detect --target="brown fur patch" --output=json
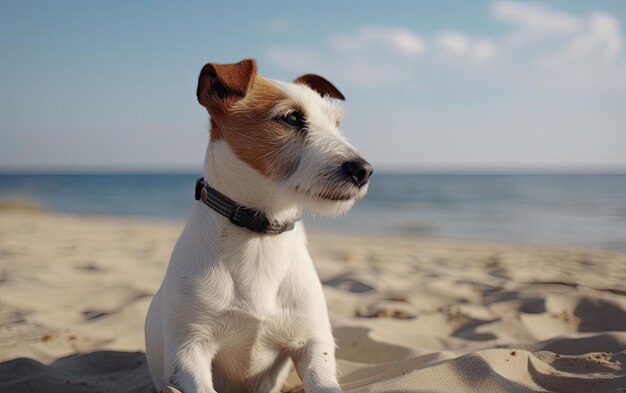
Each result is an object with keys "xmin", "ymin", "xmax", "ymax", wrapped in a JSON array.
[
  {"xmin": 210, "ymin": 77, "xmax": 300, "ymax": 180},
  {"xmin": 197, "ymin": 59, "xmax": 257, "ymax": 115}
]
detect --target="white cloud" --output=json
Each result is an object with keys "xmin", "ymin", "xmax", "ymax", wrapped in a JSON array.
[
  {"xmin": 491, "ymin": 0, "xmax": 624, "ymax": 78},
  {"xmin": 538, "ymin": 11, "xmax": 623, "ymax": 68},
  {"xmin": 266, "ymin": 45, "xmax": 415, "ymax": 87},
  {"xmin": 436, "ymin": 31, "xmax": 469, "ymax": 55},
  {"xmin": 267, "ymin": 26, "xmax": 428, "ymax": 87},
  {"xmin": 492, "ymin": 0, "xmax": 582, "ymax": 36},
  {"xmin": 266, "ymin": 4, "xmax": 625, "ymax": 89},
  {"xmin": 331, "ymin": 27, "xmax": 425, "ymax": 57},
  {"xmin": 266, "ymin": 26, "xmax": 497, "ymax": 88},
  {"xmin": 567, "ymin": 12, "xmax": 622, "ymax": 61},
  {"xmin": 436, "ymin": 31, "xmax": 496, "ymax": 64}
]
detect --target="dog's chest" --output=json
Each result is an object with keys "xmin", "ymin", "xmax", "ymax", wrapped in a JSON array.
[
  {"xmin": 216, "ymin": 306, "xmax": 304, "ymax": 350},
  {"xmin": 180, "ymin": 226, "xmax": 312, "ymax": 383},
  {"xmin": 196, "ymin": 228, "xmax": 304, "ymax": 311},
  {"xmin": 199, "ymin": 272, "xmax": 309, "ymax": 352},
  {"xmin": 194, "ymin": 232, "xmax": 309, "ymax": 355},
  {"xmin": 209, "ymin": 307, "xmax": 304, "ymax": 383}
]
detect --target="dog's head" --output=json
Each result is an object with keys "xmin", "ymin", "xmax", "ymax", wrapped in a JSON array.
[{"xmin": 197, "ymin": 59, "xmax": 372, "ymax": 216}]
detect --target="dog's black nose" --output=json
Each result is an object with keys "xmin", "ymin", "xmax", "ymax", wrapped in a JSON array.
[{"xmin": 342, "ymin": 159, "xmax": 373, "ymax": 187}]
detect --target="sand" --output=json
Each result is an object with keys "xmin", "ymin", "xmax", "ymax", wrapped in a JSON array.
[{"xmin": 1, "ymin": 210, "xmax": 625, "ymax": 392}]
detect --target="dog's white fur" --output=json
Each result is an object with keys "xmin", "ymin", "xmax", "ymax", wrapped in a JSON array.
[{"xmin": 145, "ymin": 62, "xmax": 369, "ymax": 393}]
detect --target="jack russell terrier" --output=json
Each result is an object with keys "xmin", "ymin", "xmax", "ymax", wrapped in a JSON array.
[{"xmin": 145, "ymin": 59, "xmax": 372, "ymax": 393}]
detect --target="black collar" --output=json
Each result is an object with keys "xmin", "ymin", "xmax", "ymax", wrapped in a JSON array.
[{"xmin": 194, "ymin": 177, "xmax": 296, "ymax": 235}]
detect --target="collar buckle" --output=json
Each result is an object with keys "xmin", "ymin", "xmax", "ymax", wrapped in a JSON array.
[
  {"xmin": 233, "ymin": 207, "xmax": 267, "ymax": 233},
  {"xmin": 194, "ymin": 177, "xmax": 205, "ymax": 201}
]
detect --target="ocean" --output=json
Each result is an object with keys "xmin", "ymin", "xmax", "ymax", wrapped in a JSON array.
[{"xmin": 1, "ymin": 173, "xmax": 625, "ymax": 249}]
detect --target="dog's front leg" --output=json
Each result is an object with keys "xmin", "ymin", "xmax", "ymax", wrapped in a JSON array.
[
  {"xmin": 292, "ymin": 340, "xmax": 343, "ymax": 393},
  {"xmin": 163, "ymin": 339, "xmax": 218, "ymax": 393}
]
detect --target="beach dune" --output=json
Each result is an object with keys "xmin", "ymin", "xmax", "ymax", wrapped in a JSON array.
[{"xmin": 1, "ymin": 210, "xmax": 625, "ymax": 392}]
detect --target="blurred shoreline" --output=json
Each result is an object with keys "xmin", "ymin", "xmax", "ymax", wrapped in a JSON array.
[
  {"xmin": 1, "ymin": 202, "xmax": 623, "ymax": 252},
  {"xmin": 2, "ymin": 171, "xmax": 626, "ymax": 249}
]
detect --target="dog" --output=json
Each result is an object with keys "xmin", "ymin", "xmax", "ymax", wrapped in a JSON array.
[{"xmin": 145, "ymin": 59, "xmax": 372, "ymax": 393}]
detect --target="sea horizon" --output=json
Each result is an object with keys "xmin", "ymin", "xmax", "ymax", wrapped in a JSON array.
[{"xmin": 1, "ymin": 172, "xmax": 625, "ymax": 250}]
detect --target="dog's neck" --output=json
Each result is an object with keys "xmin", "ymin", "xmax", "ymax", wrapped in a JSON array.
[{"xmin": 202, "ymin": 140, "xmax": 301, "ymax": 225}]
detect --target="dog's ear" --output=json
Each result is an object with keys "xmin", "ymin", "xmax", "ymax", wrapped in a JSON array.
[
  {"xmin": 293, "ymin": 74, "xmax": 345, "ymax": 101},
  {"xmin": 197, "ymin": 59, "xmax": 257, "ymax": 112}
]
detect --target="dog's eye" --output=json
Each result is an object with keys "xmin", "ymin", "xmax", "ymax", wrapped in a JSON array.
[{"xmin": 279, "ymin": 112, "xmax": 305, "ymax": 128}]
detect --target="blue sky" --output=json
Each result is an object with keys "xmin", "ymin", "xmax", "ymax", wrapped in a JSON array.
[{"xmin": 1, "ymin": 1, "xmax": 625, "ymax": 172}]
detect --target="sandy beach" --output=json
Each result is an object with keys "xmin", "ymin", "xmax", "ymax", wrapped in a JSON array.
[{"xmin": 1, "ymin": 209, "xmax": 625, "ymax": 392}]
